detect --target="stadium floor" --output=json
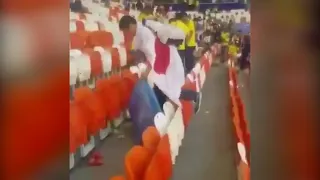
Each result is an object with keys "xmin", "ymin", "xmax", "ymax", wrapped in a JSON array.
[{"xmin": 70, "ymin": 65, "xmax": 249, "ymax": 180}]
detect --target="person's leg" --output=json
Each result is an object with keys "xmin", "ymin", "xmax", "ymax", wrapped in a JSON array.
[
  {"xmin": 178, "ymin": 50, "xmax": 186, "ymax": 72},
  {"xmin": 153, "ymin": 85, "xmax": 167, "ymax": 110},
  {"xmin": 185, "ymin": 46, "xmax": 196, "ymax": 74}
]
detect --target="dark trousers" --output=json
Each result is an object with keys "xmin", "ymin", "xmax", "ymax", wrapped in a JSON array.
[
  {"xmin": 153, "ymin": 85, "xmax": 167, "ymax": 110},
  {"xmin": 221, "ymin": 45, "xmax": 228, "ymax": 63},
  {"xmin": 178, "ymin": 50, "xmax": 186, "ymax": 73},
  {"xmin": 185, "ymin": 46, "xmax": 196, "ymax": 74}
]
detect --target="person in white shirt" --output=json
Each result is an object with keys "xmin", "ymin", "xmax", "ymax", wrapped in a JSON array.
[{"xmin": 119, "ymin": 16, "xmax": 185, "ymax": 109}]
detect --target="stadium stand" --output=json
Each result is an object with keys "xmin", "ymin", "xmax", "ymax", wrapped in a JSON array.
[{"xmin": 70, "ymin": 1, "xmax": 250, "ymax": 179}]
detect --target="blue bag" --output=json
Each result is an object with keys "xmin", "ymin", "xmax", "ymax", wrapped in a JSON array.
[{"xmin": 128, "ymin": 80, "xmax": 162, "ymax": 144}]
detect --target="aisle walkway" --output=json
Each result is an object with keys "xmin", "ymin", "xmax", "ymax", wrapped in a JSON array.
[
  {"xmin": 70, "ymin": 65, "xmax": 239, "ymax": 180},
  {"xmin": 171, "ymin": 65, "xmax": 238, "ymax": 180}
]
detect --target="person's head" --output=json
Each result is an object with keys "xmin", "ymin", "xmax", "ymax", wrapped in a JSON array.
[
  {"xmin": 169, "ymin": 18, "xmax": 176, "ymax": 24},
  {"xmin": 181, "ymin": 12, "xmax": 189, "ymax": 23},
  {"xmin": 119, "ymin": 15, "xmax": 138, "ymax": 36}
]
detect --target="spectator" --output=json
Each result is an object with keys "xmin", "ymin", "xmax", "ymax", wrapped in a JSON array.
[
  {"xmin": 239, "ymin": 35, "xmax": 250, "ymax": 72},
  {"xmin": 182, "ymin": 12, "xmax": 197, "ymax": 74},
  {"xmin": 170, "ymin": 13, "xmax": 191, "ymax": 72}
]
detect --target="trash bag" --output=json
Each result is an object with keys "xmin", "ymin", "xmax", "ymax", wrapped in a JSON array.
[{"xmin": 128, "ymin": 80, "xmax": 162, "ymax": 144}]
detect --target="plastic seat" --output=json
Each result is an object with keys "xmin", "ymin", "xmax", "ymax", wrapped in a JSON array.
[
  {"xmin": 82, "ymin": 49, "xmax": 103, "ymax": 78},
  {"xmin": 144, "ymin": 135, "xmax": 172, "ymax": 180},
  {"xmin": 121, "ymin": 69, "xmax": 139, "ymax": 107},
  {"xmin": 70, "ymin": 32, "xmax": 88, "ymax": 50},
  {"xmin": 180, "ymin": 100, "xmax": 193, "ymax": 128},
  {"xmin": 117, "ymin": 46, "xmax": 127, "ymax": 67},
  {"xmin": 170, "ymin": 106, "xmax": 184, "ymax": 146},
  {"xmin": 111, "ymin": 48, "xmax": 121, "ymax": 70},
  {"xmin": 75, "ymin": 20, "xmax": 85, "ymax": 31},
  {"xmin": 200, "ymin": 56, "xmax": 211, "ymax": 74},
  {"xmin": 69, "ymin": 57, "xmax": 78, "ymax": 86},
  {"xmin": 76, "ymin": 53, "xmax": 91, "ymax": 83},
  {"xmin": 84, "ymin": 21, "xmax": 100, "ymax": 32},
  {"xmin": 109, "ymin": 176, "xmax": 126, "ymax": 180},
  {"xmin": 73, "ymin": 87, "xmax": 106, "ymax": 136},
  {"xmin": 95, "ymin": 77, "xmax": 122, "ymax": 120},
  {"xmin": 124, "ymin": 146, "xmax": 153, "ymax": 180},
  {"xmin": 156, "ymin": 134, "xmax": 172, "ymax": 179},
  {"xmin": 70, "ymin": 102, "xmax": 88, "ymax": 153},
  {"xmin": 142, "ymin": 126, "xmax": 161, "ymax": 153},
  {"xmin": 167, "ymin": 117, "xmax": 179, "ymax": 164},
  {"xmin": 94, "ymin": 47, "xmax": 113, "ymax": 74},
  {"xmin": 199, "ymin": 65, "xmax": 206, "ymax": 89},
  {"xmin": 78, "ymin": 13, "xmax": 87, "ymax": 20},
  {"xmin": 87, "ymin": 30, "xmax": 114, "ymax": 48}
]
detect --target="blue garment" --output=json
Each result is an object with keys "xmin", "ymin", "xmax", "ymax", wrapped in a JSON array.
[
  {"xmin": 233, "ymin": 23, "xmax": 250, "ymax": 35},
  {"xmin": 128, "ymin": 80, "xmax": 162, "ymax": 144}
]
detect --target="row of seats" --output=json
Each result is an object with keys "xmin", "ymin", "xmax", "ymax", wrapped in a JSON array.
[
  {"xmin": 229, "ymin": 67, "xmax": 250, "ymax": 180},
  {"xmin": 109, "ymin": 44, "xmax": 218, "ymax": 180},
  {"xmin": 69, "ymin": 4, "xmax": 136, "ymax": 169}
]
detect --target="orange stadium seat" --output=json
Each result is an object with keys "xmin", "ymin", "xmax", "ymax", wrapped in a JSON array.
[
  {"xmin": 95, "ymin": 77, "xmax": 122, "ymax": 120},
  {"xmin": 87, "ymin": 31, "xmax": 114, "ymax": 48},
  {"xmin": 121, "ymin": 69, "xmax": 139, "ymax": 107},
  {"xmin": 142, "ymin": 126, "xmax": 161, "ymax": 153},
  {"xmin": 70, "ymin": 102, "xmax": 88, "ymax": 153},
  {"xmin": 125, "ymin": 146, "xmax": 153, "ymax": 180},
  {"xmin": 144, "ymin": 134, "xmax": 172, "ymax": 180},
  {"xmin": 73, "ymin": 87, "xmax": 106, "ymax": 136}
]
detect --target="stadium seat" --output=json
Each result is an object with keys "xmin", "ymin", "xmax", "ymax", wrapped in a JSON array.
[
  {"xmin": 111, "ymin": 48, "xmax": 121, "ymax": 70},
  {"xmin": 76, "ymin": 53, "xmax": 92, "ymax": 83},
  {"xmin": 144, "ymin": 134, "xmax": 172, "ymax": 180},
  {"xmin": 94, "ymin": 47, "xmax": 113, "ymax": 74},
  {"xmin": 73, "ymin": 87, "xmax": 106, "ymax": 136},
  {"xmin": 125, "ymin": 146, "xmax": 153, "ymax": 180},
  {"xmin": 84, "ymin": 21, "xmax": 100, "ymax": 32},
  {"xmin": 70, "ymin": 101, "xmax": 88, "ymax": 153},
  {"xmin": 180, "ymin": 100, "xmax": 193, "ymax": 128},
  {"xmin": 87, "ymin": 30, "xmax": 114, "ymax": 48},
  {"xmin": 95, "ymin": 77, "xmax": 122, "ymax": 120},
  {"xmin": 82, "ymin": 49, "xmax": 103, "ymax": 78},
  {"xmin": 70, "ymin": 32, "xmax": 88, "ymax": 50},
  {"xmin": 75, "ymin": 20, "xmax": 86, "ymax": 31},
  {"xmin": 142, "ymin": 126, "xmax": 161, "ymax": 153}
]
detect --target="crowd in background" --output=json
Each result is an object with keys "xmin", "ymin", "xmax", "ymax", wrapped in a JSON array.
[{"xmin": 70, "ymin": 0, "xmax": 250, "ymax": 72}]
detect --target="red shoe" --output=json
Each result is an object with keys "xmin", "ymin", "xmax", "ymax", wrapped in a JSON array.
[
  {"xmin": 91, "ymin": 152, "xmax": 103, "ymax": 159},
  {"xmin": 88, "ymin": 156, "xmax": 104, "ymax": 166}
]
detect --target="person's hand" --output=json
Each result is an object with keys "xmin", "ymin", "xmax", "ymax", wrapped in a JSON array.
[{"xmin": 140, "ymin": 64, "xmax": 151, "ymax": 80}]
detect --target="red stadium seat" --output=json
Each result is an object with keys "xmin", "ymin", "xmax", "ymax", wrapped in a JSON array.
[
  {"xmin": 180, "ymin": 100, "xmax": 193, "ymax": 128},
  {"xmin": 73, "ymin": 87, "xmax": 106, "ymax": 136},
  {"xmin": 82, "ymin": 49, "xmax": 103, "ymax": 77},
  {"xmin": 75, "ymin": 20, "xmax": 85, "ymax": 31},
  {"xmin": 142, "ymin": 126, "xmax": 161, "ymax": 153},
  {"xmin": 70, "ymin": 32, "xmax": 88, "ymax": 50},
  {"xmin": 111, "ymin": 48, "xmax": 121, "ymax": 70}
]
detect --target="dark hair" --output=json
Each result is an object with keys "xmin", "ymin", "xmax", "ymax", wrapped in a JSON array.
[
  {"xmin": 169, "ymin": 18, "xmax": 176, "ymax": 23},
  {"xmin": 119, "ymin": 15, "xmax": 137, "ymax": 30}
]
